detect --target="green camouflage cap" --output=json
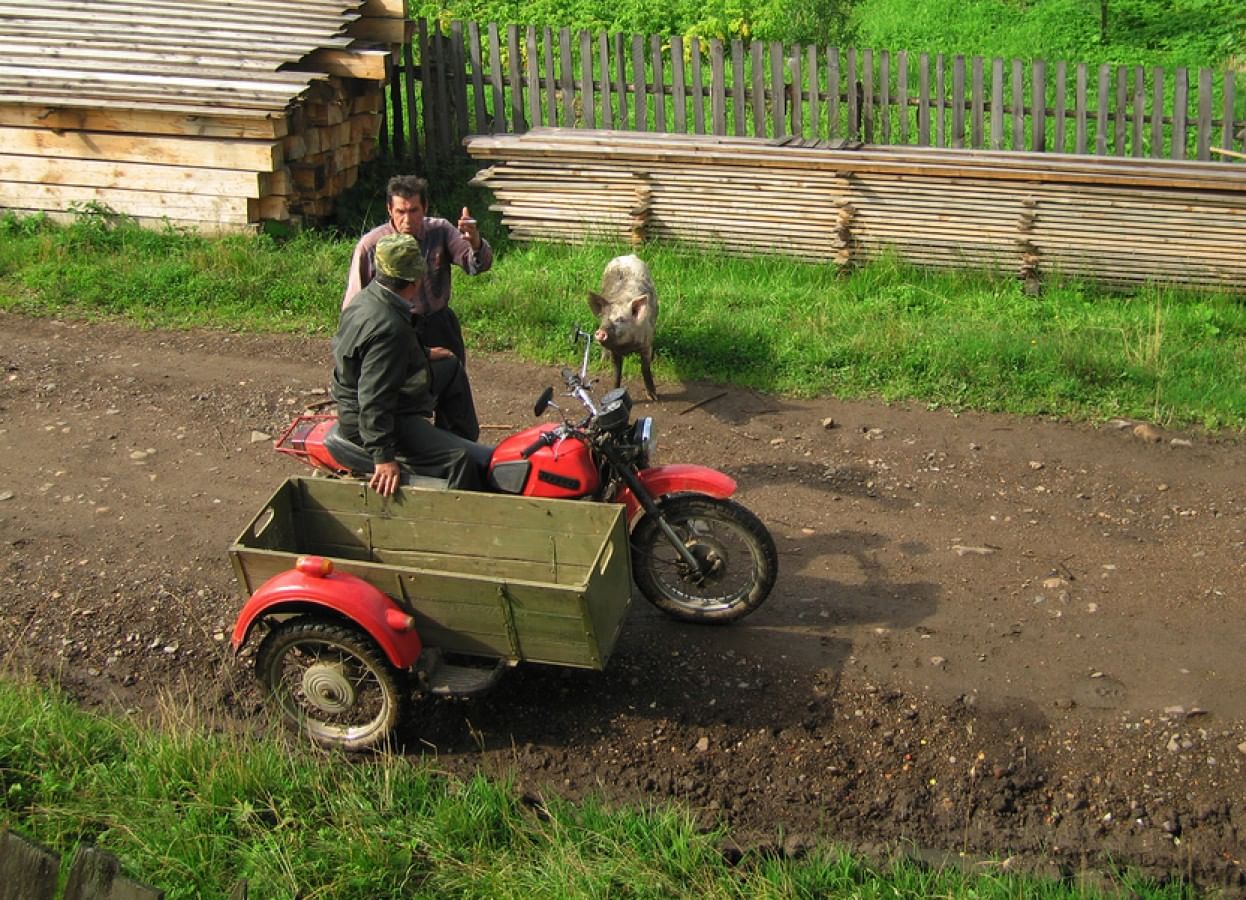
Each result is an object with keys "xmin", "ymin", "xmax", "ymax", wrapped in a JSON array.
[{"xmin": 374, "ymin": 233, "xmax": 427, "ymax": 281}]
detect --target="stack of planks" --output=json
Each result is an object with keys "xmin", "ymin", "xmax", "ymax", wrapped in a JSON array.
[
  {"xmin": 0, "ymin": 0, "xmax": 408, "ymax": 231},
  {"xmin": 467, "ymin": 128, "xmax": 1246, "ymax": 291}
]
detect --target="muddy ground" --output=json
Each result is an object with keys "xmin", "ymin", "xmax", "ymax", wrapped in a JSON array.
[{"xmin": 1, "ymin": 311, "xmax": 1244, "ymax": 894}]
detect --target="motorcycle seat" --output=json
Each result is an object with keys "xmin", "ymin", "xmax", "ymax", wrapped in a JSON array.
[{"xmin": 323, "ymin": 422, "xmax": 450, "ymax": 490}]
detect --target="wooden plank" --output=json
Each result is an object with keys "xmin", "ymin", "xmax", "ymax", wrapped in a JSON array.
[
  {"xmin": 846, "ymin": 48, "xmax": 858, "ymax": 141},
  {"xmin": 1150, "ymin": 67, "xmax": 1165, "ymax": 159},
  {"xmin": 0, "ymin": 103, "xmax": 283, "ymax": 139},
  {"xmin": 918, "ymin": 52, "xmax": 930, "ymax": 145},
  {"xmin": 387, "ymin": 36, "xmax": 403, "ymax": 157},
  {"xmin": 524, "ymin": 26, "xmax": 541, "ymax": 128},
  {"xmin": 402, "ymin": 39, "xmax": 419, "ymax": 159},
  {"xmin": 690, "ymin": 37, "xmax": 705, "ymax": 135},
  {"xmin": 897, "ymin": 50, "xmax": 909, "ymax": 145},
  {"xmin": 791, "ymin": 44, "xmax": 804, "ymax": 137},
  {"xmin": 542, "ymin": 27, "xmax": 556, "ymax": 127},
  {"xmin": 579, "ymin": 29, "xmax": 594, "ymax": 129},
  {"xmin": 1011, "ymin": 58, "xmax": 1024, "ymax": 150},
  {"xmin": 650, "ymin": 33, "xmax": 665, "ymax": 132},
  {"xmin": 613, "ymin": 32, "xmax": 627, "ymax": 129},
  {"xmin": 731, "ymin": 40, "xmax": 746, "ymax": 137},
  {"xmin": 506, "ymin": 24, "xmax": 523, "ymax": 131},
  {"xmin": 671, "ymin": 36, "xmax": 687, "ymax": 133},
  {"xmin": 807, "ymin": 44, "xmax": 817, "ymax": 140},
  {"xmin": 860, "ymin": 48, "xmax": 871, "ymax": 142},
  {"xmin": 1032, "ymin": 59, "xmax": 1046, "ymax": 151},
  {"xmin": 598, "ymin": 32, "xmax": 612, "ymax": 128},
  {"xmin": 631, "ymin": 33, "xmax": 646, "ymax": 131},
  {"xmin": 63, "ymin": 844, "xmax": 163, "ymax": 900},
  {"xmin": 989, "ymin": 57, "xmax": 1002, "ymax": 149},
  {"xmin": 349, "ymin": 17, "xmax": 410, "ymax": 44},
  {"xmin": 0, "ymin": 125, "xmax": 278, "ymax": 170},
  {"xmin": 879, "ymin": 50, "xmax": 890, "ymax": 143},
  {"xmin": 1075, "ymin": 63, "xmax": 1088, "ymax": 154},
  {"xmin": 770, "ymin": 41, "xmax": 785, "ymax": 139},
  {"xmin": 1195, "ymin": 67, "xmax": 1212, "ymax": 161},
  {"xmin": 432, "ymin": 23, "xmax": 452, "ymax": 156},
  {"xmin": 488, "ymin": 22, "xmax": 504, "ymax": 132},
  {"xmin": 1222, "ymin": 74, "xmax": 1237, "ymax": 157},
  {"xmin": 360, "ymin": 0, "xmax": 404, "ymax": 15},
  {"xmin": 951, "ymin": 55, "xmax": 964, "ymax": 148},
  {"xmin": 1113, "ymin": 65, "xmax": 1127, "ymax": 154},
  {"xmin": 467, "ymin": 21, "xmax": 488, "ymax": 132},
  {"xmin": 560, "ymin": 27, "xmax": 575, "ymax": 126},
  {"xmin": 1095, "ymin": 63, "xmax": 1109, "ymax": 155},
  {"xmin": 0, "ymin": 830, "xmax": 58, "ymax": 900},
  {"xmin": 1172, "ymin": 66, "xmax": 1188, "ymax": 159},
  {"xmin": 750, "ymin": 40, "xmax": 765, "ymax": 137},
  {"xmin": 710, "ymin": 39, "xmax": 726, "ymax": 136},
  {"xmin": 1053, "ymin": 61, "xmax": 1067, "ymax": 152},
  {"xmin": 827, "ymin": 46, "xmax": 840, "ymax": 140},
  {"xmin": 0, "ymin": 182, "xmax": 251, "ymax": 222},
  {"xmin": 934, "ymin": 53, "xmax": 945, "ymax": 147},
  {"xmin": 299, "ymin": 48, "xmax": 388, "ymax": 81},
  {"xmin": 450, "ymin": 21, "xmax": 471, "ymax": 142}
]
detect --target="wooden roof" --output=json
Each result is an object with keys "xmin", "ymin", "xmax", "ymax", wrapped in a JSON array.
[{"xmin": 0, "ymin": 0, "xmax": 399, "ymax": 119}]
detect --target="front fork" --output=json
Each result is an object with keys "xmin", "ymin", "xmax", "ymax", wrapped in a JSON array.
[{"xmin": 599, "ymin": 446, "xmax": 707, "ymax": 579}]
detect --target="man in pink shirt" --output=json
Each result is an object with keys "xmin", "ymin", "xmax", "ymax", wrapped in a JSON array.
[{"xmin": 343, "ymin": 175, "xmax": 493, "ymax": 440}]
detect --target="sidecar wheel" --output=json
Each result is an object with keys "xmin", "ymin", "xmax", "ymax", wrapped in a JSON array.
[
  {"xmin": 254, "ymin": 616, "xmax": 407, "ymax": 751},
  {"xmin": 632, "ymin": 495, "xmax": 778, "ymax": 624}
]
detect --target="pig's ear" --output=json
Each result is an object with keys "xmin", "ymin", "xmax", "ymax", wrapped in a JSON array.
[
  {"xmin": 588, "ymin": 291, "xmax": 607, "ymax": 315},
  {"xmin": 630, "ymin": 295, "xmax": 649, "ymax": 320}
]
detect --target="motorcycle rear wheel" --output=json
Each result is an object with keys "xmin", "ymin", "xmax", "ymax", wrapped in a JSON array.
[
  {"xmin": 255, "ymin": 616, "xmax": 407, "ymax": 751},
  {"xmin": 632, "ymin": 494, "xmax": 778, "ymax": 624}
]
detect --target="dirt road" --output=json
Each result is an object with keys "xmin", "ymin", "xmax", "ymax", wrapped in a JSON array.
[{"xmin": 1, "ymin": 312, "xmax": 1243, "ymax": 892}]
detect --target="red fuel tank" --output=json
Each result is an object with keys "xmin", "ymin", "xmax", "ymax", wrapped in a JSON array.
[{"xmin": 488, "ymin": 424, "xmax": 600, "ymax": 499}]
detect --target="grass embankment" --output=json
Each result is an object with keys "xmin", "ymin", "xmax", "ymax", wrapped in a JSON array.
[
  {"xmin": 2, "ymin": 209, "xmax": 1244, "ymax": 431},
  {"xmin": 0, "ymin": 679, "xmax": 1189, "ymax": 899}
]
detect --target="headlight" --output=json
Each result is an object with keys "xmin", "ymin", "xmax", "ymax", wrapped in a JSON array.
[{"xmin": 633, "ymin": 417, "xmax": 656, "ymax": 463}]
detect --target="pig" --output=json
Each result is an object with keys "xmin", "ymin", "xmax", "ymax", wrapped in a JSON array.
[{"xmin": 588, "ymin": 254, "xmax": 659, "ymax": 400}]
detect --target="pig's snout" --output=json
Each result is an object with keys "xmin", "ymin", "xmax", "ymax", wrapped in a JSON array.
[{"xmin": 593, "ymin": 327, "xmax": 610, "ymax": 345}]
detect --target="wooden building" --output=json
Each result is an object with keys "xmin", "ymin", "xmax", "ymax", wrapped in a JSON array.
[{"xmin": 0, "ymin": 0, "xmax": 406, "ymax": 231}]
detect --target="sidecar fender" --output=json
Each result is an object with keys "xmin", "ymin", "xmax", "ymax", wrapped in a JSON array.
[
  {"xmin": 231, "ymin": 560, "xmax": 422, "ymax": 669},
  {"xmin": 620, "ymin": 464, "xmax": 736, "ymax": 522}
]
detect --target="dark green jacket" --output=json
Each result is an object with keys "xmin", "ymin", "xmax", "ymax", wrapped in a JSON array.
[{"xmin": 330, "ymin": 278, "xmax": 435, "ymax": 463}]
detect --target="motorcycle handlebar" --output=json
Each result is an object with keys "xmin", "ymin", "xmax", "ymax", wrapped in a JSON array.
[{"xmin": 520, "ymin": 431, "xmax": 554, "ymax": 459}]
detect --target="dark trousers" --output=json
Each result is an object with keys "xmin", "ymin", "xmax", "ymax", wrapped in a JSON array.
[
  {"xmin": 419, "ymin": 307, "xmax": 480, "ymax": 441},
  {"xmin": 392, "ymin": 414, "xmax": 488, "ymax": 491}
]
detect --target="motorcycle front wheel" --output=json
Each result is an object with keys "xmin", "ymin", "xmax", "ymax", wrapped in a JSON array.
[
  {"xmin": 254, "ymin": 616, "xmax": 407, "ymax": 751},
  {"xmin": 632, "ymin": 494, "xmax": 778, "ymax": 624}
]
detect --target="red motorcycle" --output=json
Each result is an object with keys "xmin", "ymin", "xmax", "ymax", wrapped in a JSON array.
[{"xmin": 274, "ymin": 329, "xmax": 777, "ymax": 623}]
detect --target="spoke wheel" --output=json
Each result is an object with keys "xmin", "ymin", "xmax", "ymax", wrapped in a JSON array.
[
  {"xmin": 255, "ymin": 617, "xmax": 407, "ymax": 751},
  {"xmin": 632, "ymin": 495, "xmax": 778, "ymax": 624}
]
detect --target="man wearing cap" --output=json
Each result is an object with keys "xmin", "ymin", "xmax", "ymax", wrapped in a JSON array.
[
  {"xmin": 331, "ymin": 233, "xmax": 489, "ymax": 497},
  {"xmin": 343, "ymin": 174, "xmax": 491, "ymax": 442}
]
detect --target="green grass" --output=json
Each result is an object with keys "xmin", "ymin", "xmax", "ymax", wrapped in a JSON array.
[
  {"xmin": 2, "ymin": 208, "xmax": 1244, "ymax": 431},
  {"xmin": 0, "ymin": 677, "xmax": 1194, "ymax": 898}
]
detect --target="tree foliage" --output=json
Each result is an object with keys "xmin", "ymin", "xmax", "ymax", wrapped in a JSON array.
[{"xmin": 412, "ymin": 0, "xmax": 1243, "ymax": 66}]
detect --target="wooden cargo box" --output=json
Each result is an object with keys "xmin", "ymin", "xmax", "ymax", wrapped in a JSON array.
[{"xmin": 230, "ymin": 477, "xmax": 633, "ymax": 670}]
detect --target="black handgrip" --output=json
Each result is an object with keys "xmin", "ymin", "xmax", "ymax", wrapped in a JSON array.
[{"xmin": 520, "ymin": 432, "xmax": 553, "ymax": 459}]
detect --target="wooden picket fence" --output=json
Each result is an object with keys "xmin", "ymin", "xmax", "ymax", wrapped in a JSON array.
[{"xmin": 385, "ymin": 19, "xmax": 1246, "ymax": 169}]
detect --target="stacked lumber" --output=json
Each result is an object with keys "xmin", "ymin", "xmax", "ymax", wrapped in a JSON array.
[
  {"xmin": 467, "ymin": 129, "xmax": 1246, "ymax": 291},
  {"xmin": 0, "ymin": 0, "xmax": 407, "ymax": 231}
]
